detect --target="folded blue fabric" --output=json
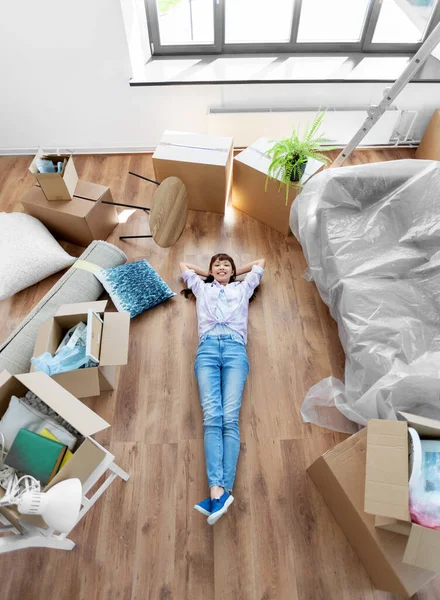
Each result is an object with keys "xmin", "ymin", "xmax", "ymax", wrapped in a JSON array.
[
  {"xmin": 36, "ymin": 158, "xmax": 56, "ymax": 173},
  {"xmin": 95, "ymin": 259, "xmax": 175, "ymax": 318}
]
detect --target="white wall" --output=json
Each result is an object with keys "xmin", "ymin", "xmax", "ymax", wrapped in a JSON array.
[{"xmin": 1, "ymin": 0, "xmax": 440, "ymax": 153}]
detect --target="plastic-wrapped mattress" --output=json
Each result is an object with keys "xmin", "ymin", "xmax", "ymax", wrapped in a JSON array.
[{"xmin": 290, "ymin": 159, "xmax": 440, "ymax": 433}]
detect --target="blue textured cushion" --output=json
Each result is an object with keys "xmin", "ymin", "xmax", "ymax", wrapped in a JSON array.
[{"xmin": 95, "ymin": 259, "xmax": 175, "ymax": 318}]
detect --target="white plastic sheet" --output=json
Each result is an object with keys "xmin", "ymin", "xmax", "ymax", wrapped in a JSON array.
[{"xmin": 291, "ymin": 159, "xmax": 440, "ymax": 431}]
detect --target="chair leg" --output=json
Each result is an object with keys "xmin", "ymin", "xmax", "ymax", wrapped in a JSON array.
[
  {"xmin": 119, "ymin": 235, "xmax": 153, "ymax": 240},
  {"xmin": 0, "ymin": 532, "xmax": 75, "ymax": 553}
]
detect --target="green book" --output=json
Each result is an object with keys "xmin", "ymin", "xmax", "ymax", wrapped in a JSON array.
[{"xmin": 5, "ymin": 428, "xmax": 67, "ymax": 485}]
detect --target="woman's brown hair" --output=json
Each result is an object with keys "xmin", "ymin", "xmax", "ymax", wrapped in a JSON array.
[{"xmin": 181, "ymin": 253, "xmax": 257, "ymax": 301}]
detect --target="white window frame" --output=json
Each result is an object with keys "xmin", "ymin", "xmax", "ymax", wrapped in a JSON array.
[{"xmin": 144, "ymin": 0, "xmax": 440, "ymax": 56}]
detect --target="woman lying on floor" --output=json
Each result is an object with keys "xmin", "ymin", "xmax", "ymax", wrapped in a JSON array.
[{"xmin": 180, "ymin": 254, "xmax": 265, "ymax": 525}]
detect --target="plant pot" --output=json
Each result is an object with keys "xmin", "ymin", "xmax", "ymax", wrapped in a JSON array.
[{"xmin": 289, "ymin": 159, "xmax": 307, "ymax": 182}]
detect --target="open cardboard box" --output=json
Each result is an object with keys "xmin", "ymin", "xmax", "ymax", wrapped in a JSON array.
[
  {"xmin": 308, "ymin": 427, "xmax": 436, "ymax": 598},
  {"xmin": 32, "ymin": 301, "xmax": 130, "ymax": 398},
  {"xmin": 0, "ymin": 370, "xmax": 110, "ymax": 531},
  {"xmin": 29, "ymin": 150, "xmax": 78, "ymax": 201},
  {"xmin": 365, "ymin": 413, "xmax": 440, "ymax": 573}
]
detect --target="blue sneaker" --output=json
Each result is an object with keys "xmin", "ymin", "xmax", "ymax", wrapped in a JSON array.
[
  {"xmin": 207, "ymin": 492, "xmax": 234, "ymax": 525},
  {"xmin": 194, "ymin": 497, "xmax": 212, "ymax": 516}
]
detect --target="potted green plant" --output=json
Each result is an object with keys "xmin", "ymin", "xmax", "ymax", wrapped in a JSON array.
[{"xmin": 265, "ymin": 111, "xmax": 335, "ymax": 205}]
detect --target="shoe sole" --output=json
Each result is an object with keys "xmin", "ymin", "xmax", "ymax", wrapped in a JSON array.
[
  {"xmin": 194, "ymin": 505, "xmax": 211, "ymax": 517},
  {"xmin": 207, "ymin": 495, "xmax": 234, "ymax": 525}
]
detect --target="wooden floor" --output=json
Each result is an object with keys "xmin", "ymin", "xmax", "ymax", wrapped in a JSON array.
[{"xmin": 1, "ymin": 149, "xmax": 439, "ymax": 600}]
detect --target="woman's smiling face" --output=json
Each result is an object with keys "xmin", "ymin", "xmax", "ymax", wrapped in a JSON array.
[{"xmin": 211, "ymin": 258, "xmax": 233, "ymax": 285}]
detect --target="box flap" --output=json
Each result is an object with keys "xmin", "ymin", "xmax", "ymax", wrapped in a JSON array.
[
  {"xmin": 32, "ymin": 318, "xmax": 63, "ymax": 363},
  {"xmin": 74, "ymin": 180, "xmax": 108, "ymax": 201},
  {"xmin": 153, "ymin": 130, "xmax": 233, "ymax": 167},
  {"xmin": 63, "ymin": 157, "xmax": 79, "ymax": 197},
  {"xmin": 32, "ymin": 319, "xmax": 55, "ymax": 360},
  {"xmin": 399, "ymin": 411, "xmax": 440, "ymax": 438},
  {"xmin": 86, "ymin": 310, "xmax": 103, "ymax": 363},
  {"xmin": 15, "ymin": 372, "xmax": 109, "ymax": 436},
  {"xmin": 234, "ymin": 137, "xmax": 277, "ymax": 175},
  {"xmin": 99, "ymin": 312, "xmax": 130, "ymax": 366},
  {"xmin": 0, "ymin": 370, "xmax": 12, "ymax": 388},
  {"xmin": 365, "ymin": 419, "xmax": 410, "ymax": 521},
  {"xmin": 403, "ymin": 524, "xmax": 440, "ymax": 571},
  {"xmin": 0, "ymin": 371, "xmax": 27, "ymax": 416},
  {"xmin": 55, "ymin": 301, "xmax": 107, "ymax": 317},
  {"xmin": 52, "ymin": 368, "xmax": 102, "ymax": 399},
  {"xmin": 45, "ymin": 438, "xmax": 106, "ymax": 491},
  {"xmin": 375, "ymin": 515, "xmax": 412, "ymax": 536}
]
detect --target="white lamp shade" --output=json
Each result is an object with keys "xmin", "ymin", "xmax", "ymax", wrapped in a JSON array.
[{"xmin": 17, "ymin": 478, "xmax": 82, "ymax": 533}]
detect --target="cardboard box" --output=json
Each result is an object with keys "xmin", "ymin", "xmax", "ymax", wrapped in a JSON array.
[
  {"xmin": 152, "ymin": 130, "xmax": 233, "ymax": 214},
  {"xmin": 416, "ymin": 109, "xmax": 440, "ymax": 160},
  {"xmin": 32, "ymin": 301, "xmax": 130, "ymax": 398},
  {"xmin": 29, "ymin": 151, "xmax": 78, "ymax": 201},
  {"xmin": 308, "ymin": 428, "xmax": 436, "ymax": 598},
  {"xmin": 375, "ymin": 515, "xmax": 412, "ymax": 536},
  {"xmin": 0, "ymin": 370, "xmax": 110, "ymax": 530},
  {"xmin": 233, "ymin": 137, "xmax": 324, "ymax": 236},
  {"xmin": 365, "ymin": 415, "xmax": 440, "ymax": 572},
  {"xmin": 21, "ymin": 180, "xmax": 119, "ymax": 246}
]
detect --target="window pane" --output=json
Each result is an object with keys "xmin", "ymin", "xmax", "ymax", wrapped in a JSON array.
[
  {"xmin": 372, "ymin": 0, "xmax": 437, "ymax": 43},
  {"xmin": 157, "ymin": 0, "xmax": 214, "ymax": 45},
  {"xmin": 298, "ymin": 0, "xmax": 370, "ymax": 42},
  {"xmin": 225, "ymin": 0, "xmax": 295, "ymax": 43}
]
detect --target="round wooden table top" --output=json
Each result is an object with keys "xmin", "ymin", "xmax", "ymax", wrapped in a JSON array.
[{"xmin": 149, "ymin": 176, "xmax": 188, "ymax": 248}]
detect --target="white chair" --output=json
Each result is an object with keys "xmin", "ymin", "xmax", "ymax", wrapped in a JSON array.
[{"xmin": 0, "ymin": 438, "xmax": 129, "ymax": 553}]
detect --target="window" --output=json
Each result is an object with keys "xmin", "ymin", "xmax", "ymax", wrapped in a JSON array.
[
  {"xmin": 145, "ymin": 0, "xmax": 440, "ymax": 55},
  {"xmin": 225, "ymin": 0, "xmax": 295, "ymax": 44}
]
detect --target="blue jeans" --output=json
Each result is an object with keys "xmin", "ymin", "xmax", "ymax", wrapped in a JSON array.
[{"xmin": 194, "ymin": 335, "xmax": 249, "ymax": 492}]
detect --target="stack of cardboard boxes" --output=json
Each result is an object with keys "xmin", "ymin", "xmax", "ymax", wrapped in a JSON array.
[
  {"xmin": 23, "ymin": 152, "xmax": 119, "ymax": 246},
  {"xmin": 309, "ymin": 414, "xmax": 440, "ymax": 598}
]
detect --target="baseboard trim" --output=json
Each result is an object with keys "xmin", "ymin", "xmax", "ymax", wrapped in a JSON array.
[
  {"xmin": 0, "ymin": 147, "xmax": 157, "ymax": 156},
  {"xmin": 0, "ymin": 143, "xmax": 419, "ymax": 157}
]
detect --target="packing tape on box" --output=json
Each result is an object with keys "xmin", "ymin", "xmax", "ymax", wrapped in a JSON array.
[
  {"xmin": 248, "ymin": 146, "xmax": 267, "ymax": 158},
  {"xmin": 158, "ymin": 141, "xmax": 229, "ymax": 153},
  {"xmin": 72, "ymin": 260, "xmax": 102, "ymax": 274}
]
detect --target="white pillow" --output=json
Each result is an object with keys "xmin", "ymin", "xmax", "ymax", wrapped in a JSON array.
[
  {"xmin": 0, "ymin": 212, "xmax": 75, "ymax": 300},
  {"xmin": 0, "ymin": 395, "xmax": 77, "ymax": 451}
]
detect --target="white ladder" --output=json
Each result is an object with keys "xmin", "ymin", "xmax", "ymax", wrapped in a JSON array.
[{"xmin": 333, "ymin": 20, "xmax": 440, "ymax": 167}]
